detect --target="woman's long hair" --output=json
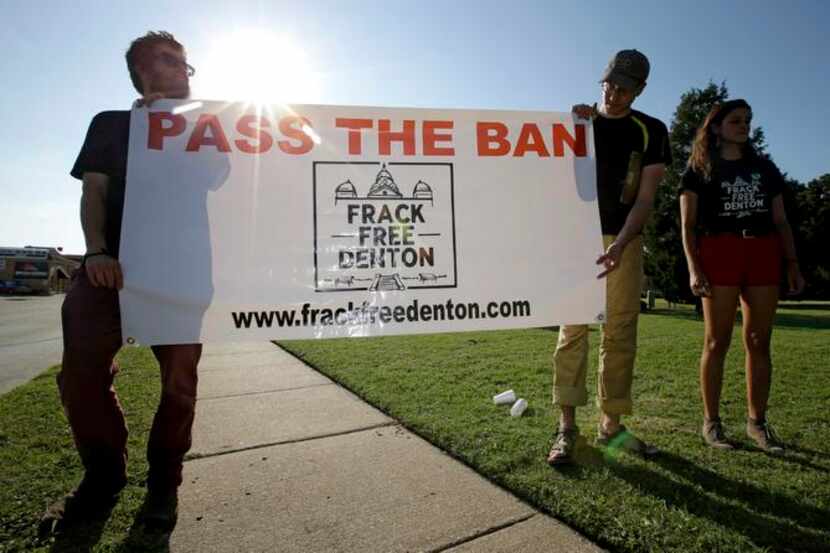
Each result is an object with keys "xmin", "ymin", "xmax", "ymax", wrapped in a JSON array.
[{"xmin": 689, "ymin": 99, "xmax": 754, "ymax": 179}]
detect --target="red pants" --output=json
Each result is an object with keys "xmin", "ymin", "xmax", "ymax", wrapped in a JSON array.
[{"xmin": 58, "ymin": 268, "xmax": 201, "ymax": 493}]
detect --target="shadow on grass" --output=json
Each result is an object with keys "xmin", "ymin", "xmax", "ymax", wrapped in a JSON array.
[
  {"xmin": 777, "ymin": 303, "xmax": 830, "ymax": 311},
  {"xmin": 541, "ymin": 326, "xmax": 599, "ymax": 333},
  {"xmin": 655, "ymin": 451, "xmax": 830, "ymax": 530},
  {"xmin": 772, "ymin": 312, "xmax": 830, "ymax": 330},
  {"xmin": 47, "ymin": 506, "xmax": 114, "ymax": 553},
  {"xmin": 605, "ymin": 451, "xmax": 830, "ymax": 551},
  {"xmin": 112, "ymin": 512, "xmax": 171, "ymax": 553},
  {"xmin": 649, "ymin": 307, "xmax": 830, "ymax": 330},
  {"xmin": 645, "ymin": 308, "xmax": 702, "ymax": 323},
  {"xmin": 763, "ymin": 446, "xmax": 830, "ymax": 474},
  {"xmin": 787, "ymin": 444, "xmax": 830, "ymax": 462},
  {"xmin": 700, "ymin": 442, "xmax": 830, "ymax": 474}
]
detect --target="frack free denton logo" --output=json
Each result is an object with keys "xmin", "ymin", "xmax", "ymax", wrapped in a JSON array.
[{"xmin": 313, "ymin": 162, "xmax": 457, "ymax": 292}]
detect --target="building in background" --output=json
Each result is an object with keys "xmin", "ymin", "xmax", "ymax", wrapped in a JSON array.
[{"xmin": 0, "ymin": 246, "xmax": 80, "ymax": 294}]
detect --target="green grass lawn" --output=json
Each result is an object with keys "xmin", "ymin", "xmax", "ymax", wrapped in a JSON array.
[
  {"xmin": 279, "ymin": 301, "xmax": 830, "ymax": 553},
  {"xmin": 0, "ymin": 303, "xmax": 827, "ymax": 552},
  {"xmin": 0, "ymin": 348, "xmax": 168, "ymax": 552}
]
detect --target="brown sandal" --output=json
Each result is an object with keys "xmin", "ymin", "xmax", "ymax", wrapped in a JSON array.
[{"xmin": 547, "ymin": 426, "xmax": 579, "ymax": 466}]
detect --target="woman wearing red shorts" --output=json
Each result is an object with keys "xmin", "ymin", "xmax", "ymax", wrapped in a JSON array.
[{"xmin": 679, "ymin": 99, "xmax": 805, "ymax": 453}]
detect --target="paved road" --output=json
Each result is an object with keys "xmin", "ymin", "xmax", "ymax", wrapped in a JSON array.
[{"xmin": 0, "ymin": 294, "xmax": 63, "ymax": 395}]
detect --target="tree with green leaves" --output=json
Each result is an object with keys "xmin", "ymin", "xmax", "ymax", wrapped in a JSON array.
[{"xmin": 792, "ymin": 174, "xmax": 830, "ymax": 298}]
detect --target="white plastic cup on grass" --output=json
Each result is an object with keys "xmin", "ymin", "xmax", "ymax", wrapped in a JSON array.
[
  {"xmin": 510, "ymin": 398, "xmax": 528, "ymax": 417},
  {"xmin": 493, "ymin": 389, "xmax": 516, "ymax": 405}
]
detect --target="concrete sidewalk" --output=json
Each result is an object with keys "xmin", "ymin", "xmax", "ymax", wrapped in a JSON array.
[{"xmin": 171, "ymin": 342, "xmax": 603, "ymax": 552}]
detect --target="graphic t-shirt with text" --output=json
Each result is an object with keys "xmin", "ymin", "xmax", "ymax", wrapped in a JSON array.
[{"xmin": 680, "ymin": 157, "xmax": 784, "ymax": 235}]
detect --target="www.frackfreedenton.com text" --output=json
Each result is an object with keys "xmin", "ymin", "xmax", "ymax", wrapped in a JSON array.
[{"xmin": 231, "ymin": 298, "xmax": 532, "ymax": 329}]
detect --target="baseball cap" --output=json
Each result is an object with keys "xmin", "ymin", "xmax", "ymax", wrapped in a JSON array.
[{"xmin": 600, "ymin": 49, "xmax": 650, "ymax": 90}]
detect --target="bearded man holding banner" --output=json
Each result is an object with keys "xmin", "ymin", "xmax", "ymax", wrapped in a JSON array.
[
  {"xmin": 547, "ymin": 50, "xmax": 672, "ymax": 465},
  {"xmin": 41, "ymin": 31, "xmax": 200, "ymax": 534}
]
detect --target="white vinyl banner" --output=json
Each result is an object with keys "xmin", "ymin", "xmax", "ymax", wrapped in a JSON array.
[{"xmin": 120, "ymin": 100, "xmax": 605, "ymax": 345}]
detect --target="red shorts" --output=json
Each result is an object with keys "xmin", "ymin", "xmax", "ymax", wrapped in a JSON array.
[{"xmin": 699, "ymin": 233, "xmax": 782, "ymax": 287}]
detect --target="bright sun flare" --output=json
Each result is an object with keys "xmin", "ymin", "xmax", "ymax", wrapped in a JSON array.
[{"xmin": 195, "ymin": 29, "xmax": 320, "ymax": 105}]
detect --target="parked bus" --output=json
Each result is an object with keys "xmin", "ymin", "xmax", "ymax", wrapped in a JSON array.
[{"xmin": 0, "ymin": 247, "xmax": 79, "ymax": 295}]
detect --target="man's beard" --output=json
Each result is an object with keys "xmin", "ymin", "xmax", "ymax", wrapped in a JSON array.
[
  {"xmin": 151, "ymin": 74, "xmax": 190, "ymax": 99},
  {"xmin": 168, "ymin": 85, "xmax": 190, "ymax": 99},
  {"xmin": 163, "ymin": 82, "xmax": 190, "ymax": 99}
]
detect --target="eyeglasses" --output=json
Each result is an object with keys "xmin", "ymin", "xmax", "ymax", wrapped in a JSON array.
[
  {"xmin": 602, "ymin": 81, "xmax": 635, "ymax": 97},
  {"xmin": 156, "ymin": 52, "xmax": 195, "ymax": 77}
]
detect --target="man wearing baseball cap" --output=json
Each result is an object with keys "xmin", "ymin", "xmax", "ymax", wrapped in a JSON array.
[{"xmin": 548, "ymin": 49, "xmax": 672, "ymax": 465}]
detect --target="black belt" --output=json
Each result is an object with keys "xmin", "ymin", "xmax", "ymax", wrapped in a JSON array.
[{"xmin": 701, "ymin": 229, "xmax": 771, "ymax": 238}]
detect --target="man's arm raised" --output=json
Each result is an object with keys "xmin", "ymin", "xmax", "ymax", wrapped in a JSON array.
[{"xmin": 81, "ymin": 172, "xmax": 123, "ymax": 289}]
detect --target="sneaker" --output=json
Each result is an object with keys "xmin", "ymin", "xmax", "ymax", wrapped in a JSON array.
[
  {"xmin": 747, "ymin": 418, "xmax": 784, "ymax": 455},
  {"xmin": 547, "ymin": 426, "xmax": 580, "ymax": 466},
  {"xmin": 139, "ymin": 489, "xmax": 179, "ymax": 533},
  {"xmin": 596, "ymin": 425, "xmax": 659, "ymax": 458},
  {"xmin": 38, "ymin": 478, "xmax": 124, "ymax": 536},
  {"xmin": 702, "ymin": 418, "xmax": 734, "ymax": 449}
]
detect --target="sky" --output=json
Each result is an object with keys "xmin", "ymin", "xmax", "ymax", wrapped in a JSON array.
[{"xmin": 1, "ymin": 0, "xmax": 828, "ymax": 254}]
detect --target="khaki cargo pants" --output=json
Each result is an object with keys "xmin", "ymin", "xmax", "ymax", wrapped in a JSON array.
[{"xmin": 552, "ymin": 235, "xmax": 643, "ymax": 415}]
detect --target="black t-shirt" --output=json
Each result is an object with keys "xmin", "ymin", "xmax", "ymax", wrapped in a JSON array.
[
  {"xmin": 70, "ymin": 111, "xmax": 130, "ymax": 258},
  {"xmin": 594, "ymin": 109, "xmax": 672, "ymax": 234},
  {"xmin": 680, "ymin": 156, "xmax": 784, "ymax": 235}
]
